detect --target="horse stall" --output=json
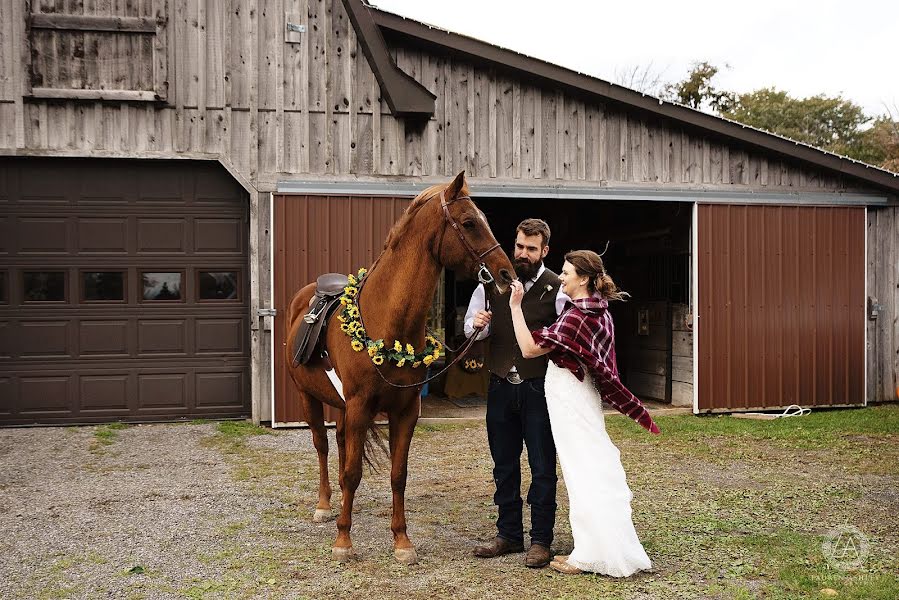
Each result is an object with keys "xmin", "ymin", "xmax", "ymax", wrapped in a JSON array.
[{"xmin": 443, "ymin": 197, "xmax": 694, "ymax": 408}]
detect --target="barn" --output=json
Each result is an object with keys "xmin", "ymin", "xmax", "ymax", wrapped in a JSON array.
[{"xmin": 1, "ymin": 0, "xmax": 897, "ymax": 426}]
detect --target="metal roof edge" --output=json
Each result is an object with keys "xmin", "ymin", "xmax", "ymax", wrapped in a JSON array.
[{"xmin": 276, "ymin": 179, "xmax": 891, "ymax": 206}]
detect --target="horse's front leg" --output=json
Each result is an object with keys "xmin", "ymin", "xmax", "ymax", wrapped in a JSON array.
[
  {"xmin": 332, "ymin": 404, "xmax": 369, "ymax": 561},
  {"xmin": 388, "ymin": 407, "xmax": 419, "ymax": 564}
]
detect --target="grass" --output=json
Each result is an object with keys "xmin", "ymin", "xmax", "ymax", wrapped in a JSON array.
[{"xmin": 88, "ymin": 422, "xmax": 131, "ymax": 452}]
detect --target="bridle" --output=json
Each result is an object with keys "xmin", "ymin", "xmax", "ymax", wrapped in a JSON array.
[
  {"xmin": 439, "ymin": 189, "xmax": 503, "ymax": 286},
  {"xmin": 356, "ymin": 188, "xmax": 505, "ymax": 389}
]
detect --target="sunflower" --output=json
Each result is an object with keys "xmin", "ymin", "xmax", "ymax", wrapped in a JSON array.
[
  {"xmin": 405, "ymin": 343, "xmax": 415, "ymax": 355},
  {"xmin": 367, "ymin": 346, "xmax": 378, "ymax": 358},
  {"xmin": 337, "ymin": 314, "xmax": 346, "ymax": 323},
  {"xmin": 412, "ymin": 361, "xmax": 422, "ymax": 369},
  {"xmin": 372, "ymin": 355, "xmax": 384, "ymax": 365},
  {"xmin": 340, "ymin": 323, "xmax": 350, "ymax": 333},
  {"xmin": 351, "ymin": 340, "xmax": 364, "ymax": 352},
  {"xmin": 354, "ymin": 327, "xmax": 366, "ymax": 339},
  {"xmin": 347, "ymin": 274, "xmax": 358, "ymax": 286},
  {"xmin": 357, "ymin": 268, "xmax": 367, "ymax": 278},
  {"xmin": 393, "ymin": 340, "xmax": 403, "ymax": 352},
  {"xmin": 347, "ymin": 305, "xmax": 359, "ymax": 318},
  {"xmin": 343, "ymin": 286, "xmax": 358, "ymax": 297},
  {"xmin": 396, "ymin": 358, "xmax": 406, "ymax": 368},
  {"xmin": 432, "ymin": 348, "xmax": 440, "ymax": 359},
  {"xmin": 423, "ymin": 355, "xmax": 435, "ymax": 366}
]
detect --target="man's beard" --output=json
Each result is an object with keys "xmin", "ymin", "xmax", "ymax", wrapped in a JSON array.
[{"xmin": 514, "ymin": 257, "xmax": 541, "ymax": 280}]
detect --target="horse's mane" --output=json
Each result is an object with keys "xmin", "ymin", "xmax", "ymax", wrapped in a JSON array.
[{"xmin": 382, "ymin": 181, "xmax": 469, "ymax": 252}]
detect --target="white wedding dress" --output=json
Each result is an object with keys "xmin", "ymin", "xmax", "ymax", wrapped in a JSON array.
[{"xmin": 544, "ymin": 361, "xmax": 652, "ymax": 577}]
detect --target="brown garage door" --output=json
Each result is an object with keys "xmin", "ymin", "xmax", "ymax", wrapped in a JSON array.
[
  {"xmin": 0, "ymin": 158, "xmax": 250, "ymax": 425},
  {"xmin": 697, "ymin": 204, "xmax": 866, "ymax": 411}
]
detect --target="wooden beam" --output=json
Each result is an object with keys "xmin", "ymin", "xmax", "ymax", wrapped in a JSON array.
[
  {"xmin": 30, "ymin": 13, "xmax": 157, "ymax": 33},
  {"xmin": 30, "ymin": 88, "xmax": 161, "ymax": 102}
]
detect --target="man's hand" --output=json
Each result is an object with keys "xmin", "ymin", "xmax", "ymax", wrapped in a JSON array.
[{"xmin": 472, "ymin": 310, "xmax": 492, "ymax": 329}]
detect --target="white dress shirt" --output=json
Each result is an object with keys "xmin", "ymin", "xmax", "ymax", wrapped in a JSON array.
[{"xmin": 463, "ymin": 264, "xmax": 569, "ymax": 342}]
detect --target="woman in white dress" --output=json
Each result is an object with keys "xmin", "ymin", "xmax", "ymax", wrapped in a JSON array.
[{"xmin": 508, "ymin": 249, "xmax": 659, "ymax": 576}]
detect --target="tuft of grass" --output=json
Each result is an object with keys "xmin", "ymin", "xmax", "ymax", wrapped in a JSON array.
[
  {"xmin": 90, "ymin": 423, "xmax": 130, "ymax": 451},
  {"xmin": 215, "ymin": 420, "xmax": 271, "ymax": 438}
]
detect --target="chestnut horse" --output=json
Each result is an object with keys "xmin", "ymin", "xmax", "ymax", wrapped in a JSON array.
[{"xmin": 285, "ymin": 172, "xmax": 514, "ymax": 564}]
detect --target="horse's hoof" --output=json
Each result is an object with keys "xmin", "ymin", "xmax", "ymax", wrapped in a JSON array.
[
  {"xmin": 312, "ymin": 508, "xmax": 332, "ymax": 523},
  {"xmin": 332, "ymin": 546, "xmax": 356, "ymax": 562},
  {"xmin": 394, "ymin": 547, "xmax": 418, "ymax": 565}
]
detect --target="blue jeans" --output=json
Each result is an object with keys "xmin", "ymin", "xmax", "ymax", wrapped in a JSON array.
[{"xmin": 486, "ymin": 374, "xmax": 557, "ymax": 547}]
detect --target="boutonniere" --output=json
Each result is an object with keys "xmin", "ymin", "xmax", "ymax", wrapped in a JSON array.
[{"xmin": 539, "ymin": 284, "xmax": 554, "ymax": 300}]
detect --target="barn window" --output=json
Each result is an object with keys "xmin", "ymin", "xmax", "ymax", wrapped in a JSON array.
[
  {"xmin": 27, "ymin": 4, "xmax": 168, "ymax": 102},
  {"xmin": 142, "ymin": 272, "xmax": 182, "ymax": 301},
  {"xmin": 198, "ymin": 271, "xmax": 239, "ymax": 301},
  {"xmin": 23, "ymin": 271, "xmax": 66, "ymax": 302},
  {"xmin": 82, "ymin": 271, "xmax": 126, "ymax": 302}
]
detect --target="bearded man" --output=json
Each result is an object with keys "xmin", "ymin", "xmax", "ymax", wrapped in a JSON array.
[{"xmin": 466, "ymin": 218, "xmax": 567, "ymax": 569}]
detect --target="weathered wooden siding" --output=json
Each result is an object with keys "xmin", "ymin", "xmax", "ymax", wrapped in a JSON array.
[
  {"xmin": 867, "ymin": 206, "xmax": 899, "ymax": 403},
  {"xmin": 0, "ymin": 0, "xmax": 865, "ymax": 195}
]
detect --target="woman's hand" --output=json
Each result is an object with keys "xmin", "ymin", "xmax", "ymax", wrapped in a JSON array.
[{"xmin": 509, "ymin": 280, "xmax": 524, "ymax": 309}]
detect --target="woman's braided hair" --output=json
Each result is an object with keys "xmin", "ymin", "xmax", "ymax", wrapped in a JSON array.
[{"xmin": 564, "ymin": 249, "xmax": 630, "ymax": 302}]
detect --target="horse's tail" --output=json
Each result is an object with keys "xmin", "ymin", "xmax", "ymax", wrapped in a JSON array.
[{"xmin": 362, "ymin": 420, "xmax": 389, "ymax": 473}]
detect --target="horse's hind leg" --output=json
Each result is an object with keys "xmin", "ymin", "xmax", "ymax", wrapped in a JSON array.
[
  {"xmin": 389, "ymin": 407, "xmax": 419, "ymax": 564},
  {"xmin": 301, "ymin": 393, "xmax": 333, "ymax": 523},
  {"xmin": 332, "ymin": 403, "xmax": 370, "ymax": 562}
]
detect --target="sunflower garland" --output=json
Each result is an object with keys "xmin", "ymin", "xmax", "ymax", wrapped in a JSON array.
[{"xmin": 339, "ymin": 268, "xmax": 443, "ymax": 368}]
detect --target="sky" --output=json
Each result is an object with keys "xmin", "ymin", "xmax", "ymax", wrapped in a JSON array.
[{"xmin": 371, "ymin": 0, "xmax": 899, "ymax": 119}]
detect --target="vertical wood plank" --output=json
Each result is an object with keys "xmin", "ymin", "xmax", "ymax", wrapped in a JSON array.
[
  {"xmin": 710, "ymin": 142, "xmax": 722, "ymax": 184},
  {"xmin": 473, "ymin": 68, "xmax": 490, "ymax": 177},
  {"xmin": 488, "ymin": 71, "xmax": 497, "ymax": 178},
  {"xmin": 576, "ymin": 98, "xmax": 586, "ymax": 180},
  {"xmin": 660, "ymin": 126, "xmax": 670, "ymax": 183},
  {"xmin": 13, "ymin": 0, "xmax": 27, "ymax": 146},
  {"xmin": 369, "ymin": 77, "xmax": 380, "ymax": 175},
  {"xmin": 466, "ymin": 63, "xmax": 475, "ymax": 174},
  {"xmin": 420, "ymin": 50, "xmax": 439, "ymax": 176},
  {"xmin": 555, "ymin": 91, "xmax": 565, "ymax": 179},
  {"xmin": 532, "ymin": 87, "xmax": 542, "ymax": 179},
  {"xmin": 521, "ymin": 85, "xmax": 536, "ymax": 179},
  {"xmin": 512, "ymin": 80, "xmax": 521, "ymax": 179},
  {"xmin": 540, "ymin": 89, "xmax": 556, "ymax": 179}
]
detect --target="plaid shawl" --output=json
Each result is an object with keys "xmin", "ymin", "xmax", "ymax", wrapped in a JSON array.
[{"xmin": 532, "ymin": 296, "xmax": 660, "ymax": 434}]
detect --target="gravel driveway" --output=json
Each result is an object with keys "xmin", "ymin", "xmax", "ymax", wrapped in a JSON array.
[{"xmin": 1, "ymin": 408, "xmax": 897, "ymax": 600}]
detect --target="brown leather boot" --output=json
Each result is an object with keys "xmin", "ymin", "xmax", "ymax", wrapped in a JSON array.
[
  {"xmin": 472, "ymin": 536, "xmax": 525, "ymax": 558},
  {"xmin": 525, "ymin": 543, "xmax": 551, "ymax": 568}
]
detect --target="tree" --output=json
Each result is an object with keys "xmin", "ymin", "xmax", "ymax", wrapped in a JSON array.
[
  {"xmin": 662, "ymin": 61, "xmax": 735, "ymax": 112},
  {"xmin": 857, "ymin": 108, "xmax": 899, "ymax": 172},
  {"xmin": 613, "ymin": 62, "xmax": 668, "ymax": 97},
  {"xmin": 721, "ymin": 88, "xmax": 869, "ymax": 156},
  {"xmin": 660, "ymin": 62, "xmax": 898, "ymax": 173}
]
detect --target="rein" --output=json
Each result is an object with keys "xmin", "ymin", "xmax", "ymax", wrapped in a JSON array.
[{"xmin": 353, "ymin": 189, "xmax": 499, "ymax": 390}]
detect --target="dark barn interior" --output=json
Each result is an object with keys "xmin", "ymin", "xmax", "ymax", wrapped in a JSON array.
[{"xmin": 442, "ymin": 198, "xmax": 693, "ymax": 405}]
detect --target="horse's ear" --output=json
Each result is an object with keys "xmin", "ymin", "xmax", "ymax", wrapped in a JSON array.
[{"xmin": 445, "ymin": 170, "xmax": 467, "ymax": 200}]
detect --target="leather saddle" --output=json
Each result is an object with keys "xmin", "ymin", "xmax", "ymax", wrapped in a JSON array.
[{"xmin": 291, "ymin": 273, "xmax": 350, "ymax": 367}]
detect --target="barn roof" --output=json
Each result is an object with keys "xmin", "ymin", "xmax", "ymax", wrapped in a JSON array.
[{"xmin": 349, "ymin": 0, "xmax": 899, "ymax": 194}]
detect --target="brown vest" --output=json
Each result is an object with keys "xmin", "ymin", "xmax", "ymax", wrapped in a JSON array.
[{"xmin": 486, "ymin": 268, "xmax": 561, "ymax": 379}]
